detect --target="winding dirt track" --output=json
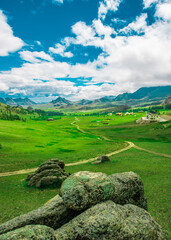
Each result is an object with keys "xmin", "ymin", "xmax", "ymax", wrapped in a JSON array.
[{"xmin": 0, "ymin": 119, "xmax": 170, "ymax": 178}]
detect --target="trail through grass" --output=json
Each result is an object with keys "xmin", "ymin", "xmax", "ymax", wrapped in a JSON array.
[
  {"xmin": 0, "ymin": 117, "xmax": 124, "ymax": 172},
  {"xmin": 0, "ymin": 114, "xmax": 170, "ymax": 238}
]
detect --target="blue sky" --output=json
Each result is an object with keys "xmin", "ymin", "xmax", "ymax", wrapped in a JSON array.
[{"xmin": 0, "ymin": 0, "xmax": 171, "ymax": 102}]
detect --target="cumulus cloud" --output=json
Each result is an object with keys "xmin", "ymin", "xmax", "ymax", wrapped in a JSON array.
[
  {"xmin": 98, "ymin": 0, "xmax": 123, "ymax": 20},
  {"xmin": 20, "ymin": 51, "xmax": 54, "ymax": 63},
  {"xmin": 49, "ymin": 43, "xmax": 73, "ymax": 58},
  {"xmin": 155, "ymin": 2, "xmax": 171, "ymax": 20},
  {"xmin": 71, "ymin": 21, "xmax": 96, "ymax": 45},
  {"xmin": 93, "ymin": 19, "xmax": 115, "ymax": 36},
  {"xmin": 1, "ymin": 0, "xmax": 171, "ymax": 101},
  {"xmin": 143, "ymin": 0, "xmax": 159, "ymax": 9},
  {"xmin": 0, "ymin": 10, "xmax": 24, "ymax": 56},
  {"xmin": 120, "ymin": 14, "xmax": 147, "ymax": 34}
]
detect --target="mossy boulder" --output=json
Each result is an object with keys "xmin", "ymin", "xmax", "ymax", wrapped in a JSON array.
[
  {"xmin": 0, "ymin": 225, "xmax": 56, "ymax": 240},
  {"xmin": 55, "ymin": 201, "xmax": 167, "ymax": 240},
  {"xmin": 108, "ymin": 171, "xmax": 148, "ymax": 210},
  {"xmin": 0, "ymin": 195, "xmax": 79, "ymax": 235},
  {"xmin": 25, "ymin": 159, "xmax": 68, "ymax": 188},
  {"xmin": 92, "ymin": 155, "xmax": 111, "ymax": 164},
  {"xmin": 60, "ymin": 171, "xmax": 115, "ymax": 211}
]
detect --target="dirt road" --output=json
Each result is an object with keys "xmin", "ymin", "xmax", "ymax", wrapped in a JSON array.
[{"xmin": 0, "ymin": 119, "xmax": 170, "ymax": 177}]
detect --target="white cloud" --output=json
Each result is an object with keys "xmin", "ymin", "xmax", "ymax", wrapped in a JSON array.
[
  {"xmin": 52, "ymin": 0, "xmax": 64, "ymax": 4},
  {"xmin": 36, "ymin": 41, "xmax": 41, "ymax": 46},
  {"xmin": 1, "ymin": 0, "xmax": 171, "ymax": 101},
  {"xmin": 98, "ymin": 0, "xmax": 123, "ymax": 20},
  {"xmin": 155, "ymin": 2, "xmax": 171, "ymax": 20},
  {"xmin": 120, "ymin": 14, "xmax": 147, "ymax": 34},
  {"xmin": 0, "ymin": 10, "xmax": 24, "ymax": 56},
  {"xmin": 143, "ymin": 0, "xmax": 159, "ymax": 9},
  {"xmin": 49, "ymin": 43, "xmax": 73, "ymax": 58},
  {"xmin": 19, "ymin": 51, "xmax": 54, "ymax": 63},
  {"xmin": 71, "ymin": 21, "xmax": 96, "ymax": 45},
  {"xmin": 93, "ymin": 19, "xmax": 115, "ymax": 36}
]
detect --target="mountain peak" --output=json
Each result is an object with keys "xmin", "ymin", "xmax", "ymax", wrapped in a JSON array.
[{"xmin": 50, "ymin": 97, "xmax": 72, "ymax": 106}]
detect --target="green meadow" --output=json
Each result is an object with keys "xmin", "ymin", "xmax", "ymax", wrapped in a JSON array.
[
  {"xmin": 0, "ymin": 112, "xmax": 170, "ymax": 237},
  {"xmin": 0, "ymin": 117, "xmax": 124, "ymax": 173}
]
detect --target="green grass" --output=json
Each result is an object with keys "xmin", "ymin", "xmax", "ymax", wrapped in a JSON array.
[
  {"xmin": 77, "ymin": 113, "xmax": 145, "ymax": 128},
  {"xmin": 134, "ymin": 141, "xmax": 171, "ymax": 155},
  {"xmin": 0, "ymin": 113, "xmax": 170, "ymax": 238},
  {"xmin": 0, "ymin": 117, "xmax": 124, "ymax": 172},
  {"xmin": 83, "ymin": 119, "xmax": 171, "ymax": 143},
  {"xmin": 0, "ymin": 174, "xmax": 57, "ymax": 223},
  {"xmin": 0, "ymin": 148, "xmax": 170, "ymax": 237},
  {"xmin": 66, "ymin": 148, "xmax": 171, "ymax": 238}
]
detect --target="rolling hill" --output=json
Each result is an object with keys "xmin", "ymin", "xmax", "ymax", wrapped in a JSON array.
[
  {"xmin": 115, "ymin": 86, "xmax": 171, "ymax": 101},
  {"xmin": 0, "ymin": 86, "xmax": 170, "ymax": 109},
  {"xmin": 0, "ymin": 97, "xmax": 36, "ymax": 106}
]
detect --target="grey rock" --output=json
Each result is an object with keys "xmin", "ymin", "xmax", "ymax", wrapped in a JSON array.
[
  {"xmin": 60, "ymin": 171, "xmax": 115, "ymax": 211},
  {"xmin": 0, "ymin": 225, "xmax": 56, "ymax": 240},
  {"xmin": 0, "ymin": 195, "xmax": 79, "ymax": 235},
  {"xmin": 108, "ymin": 171, "xmax": 148, "ymax": 210},
  {"xmin": 55, "ymin": 201, "xmax": 167, "ymax": 240},
  {"xmin": 25, "ymin": 159, "xmax": 68, "ymax": 188},
  {"xmin": 92, "ymin": 155, "xmax": 110, "ymax": 164},
  {"xmin": 97, "ymin": 155, "xmax": 110, "ymax": 163}
]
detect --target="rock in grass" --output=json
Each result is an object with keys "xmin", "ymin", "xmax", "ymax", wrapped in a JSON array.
[
  {"xmin": 0, "ymin": 225, "xmax": 56, "ymax": 240},
  {"xmin": 54, "ymin": 201, "xmax": 167, "ymax": 240},
  {"xmin": 108, "ymin": 171, "xmax": 148, "ymax": 210},
  {"xmin": 0, "ymin": 195, "xmax": 79, "ymax": 235},
  {"xmin": 60, "ymin": 171, "xmax": 115, "ymax": 211},
  {"xmin": 92, "ymin": 155, "xmax": 110, "ymax": 164},
  {"xmin": 25, "ymin": 159, "xmax": 68, "ymax": 188}
]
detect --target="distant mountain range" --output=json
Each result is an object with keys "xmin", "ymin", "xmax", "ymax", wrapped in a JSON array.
[
  {"xmin": 0, "ymin": 97, "xmax": 36, "ymax": 106},
  {"xmin": 115, "ymin": 86, "xmax": 171, "ymax": 101},
  {"xmin": 164, "ymin": 94, "xmax": 171, "ymax": 106},
  {"xmin": 0, "ymin": 86, "xmax": 171, "ymax": 108},
  {"xmin": 50, "ymin": 97, "xmax": 72, "ymax": 107}
]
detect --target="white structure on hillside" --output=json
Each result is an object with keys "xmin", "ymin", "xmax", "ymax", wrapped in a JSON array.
[
  {"xmin": 136, "ymin": 112, "xmax": 167, "ymax": 124},
  {"xmin": 146, "ymin": 113, "xmax": 160, "ymax": 121}
]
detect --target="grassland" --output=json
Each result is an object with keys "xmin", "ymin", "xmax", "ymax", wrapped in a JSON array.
[
  {"xmin": 0, "ymin": 117, "xmax": 124, "ymax": 173},
  {"xmin": 0, "ymin": 112, "xmax": 170, "ymax": 238}
]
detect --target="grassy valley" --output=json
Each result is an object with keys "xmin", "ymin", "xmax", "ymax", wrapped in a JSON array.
[{"xmin": 0, "ymin": 97, "xmax": 171, "ymax": 238}]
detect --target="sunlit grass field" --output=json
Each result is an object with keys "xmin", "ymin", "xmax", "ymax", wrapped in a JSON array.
[
  {"xmin": 0, "ymin": 113, "xmax": 170, "ymax": 238},
  {"xmin": 0, "ymin": 117, "xmax": 124, "ymax": 173}
]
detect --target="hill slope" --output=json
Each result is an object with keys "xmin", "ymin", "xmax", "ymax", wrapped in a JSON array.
[
  {"xmin": 0, "ymin": 97, "xmax": 36, "ymax": 106},
  {"xmin": 115, "ymin": 86, "xmax": 171, "ymax": 101}
]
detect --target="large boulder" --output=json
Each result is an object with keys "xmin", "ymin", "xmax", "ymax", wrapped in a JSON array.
[
  {"xmin": 0, "ymin": 225, "xmax": 56, "ymax": 240},
  {"xmin": 25, "ymin": 159, "xmax": 68, "ymax": 188},
  {"xmin": 108, "ymin": 171, "xmax": 147, "ymax": 210},
  {"xmin": 60, "ymin": 171, "xmax": 115, "ymax": 211},
  {"xmin": 54, "ymin": 201, "xmax": 167, "ymax": 240},
  {"xmin": 0, "ymin": 195, "xmax": 79, "ymax": 235}
]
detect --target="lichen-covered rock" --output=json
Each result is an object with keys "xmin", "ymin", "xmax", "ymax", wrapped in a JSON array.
[
  {"xmin": 92, "ymin": 155, "xmax": 110, "ymax": 164},
  {"xmin": 0, "ymin": 195, "xmax": 79, "ymax": 235},
  {"xmin": 108, "ymin": 171, "xmax": 148, "ymax": 210},
  {"xmin": 25, "ymin": 159, "xmax": 68, "ymax": 188},
  {"xmin": 54, "ymin": 201, "xmax": 167, "ymax": 240},
  {"xmin": 60, "ymin": 171, "xmax": 115, "ymax": 211},
  {"xmin": 0, "ymin": 225, "xmax": 56, "ymax": 240}
]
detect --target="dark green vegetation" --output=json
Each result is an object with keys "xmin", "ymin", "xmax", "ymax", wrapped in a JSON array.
[
  {"xmin": 0, "ymin": 102, "xmax": 64, "ymax": 121},
  {"xmin": 0, "ymin": 110, "xmax": 170, "ymax": 238}
]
